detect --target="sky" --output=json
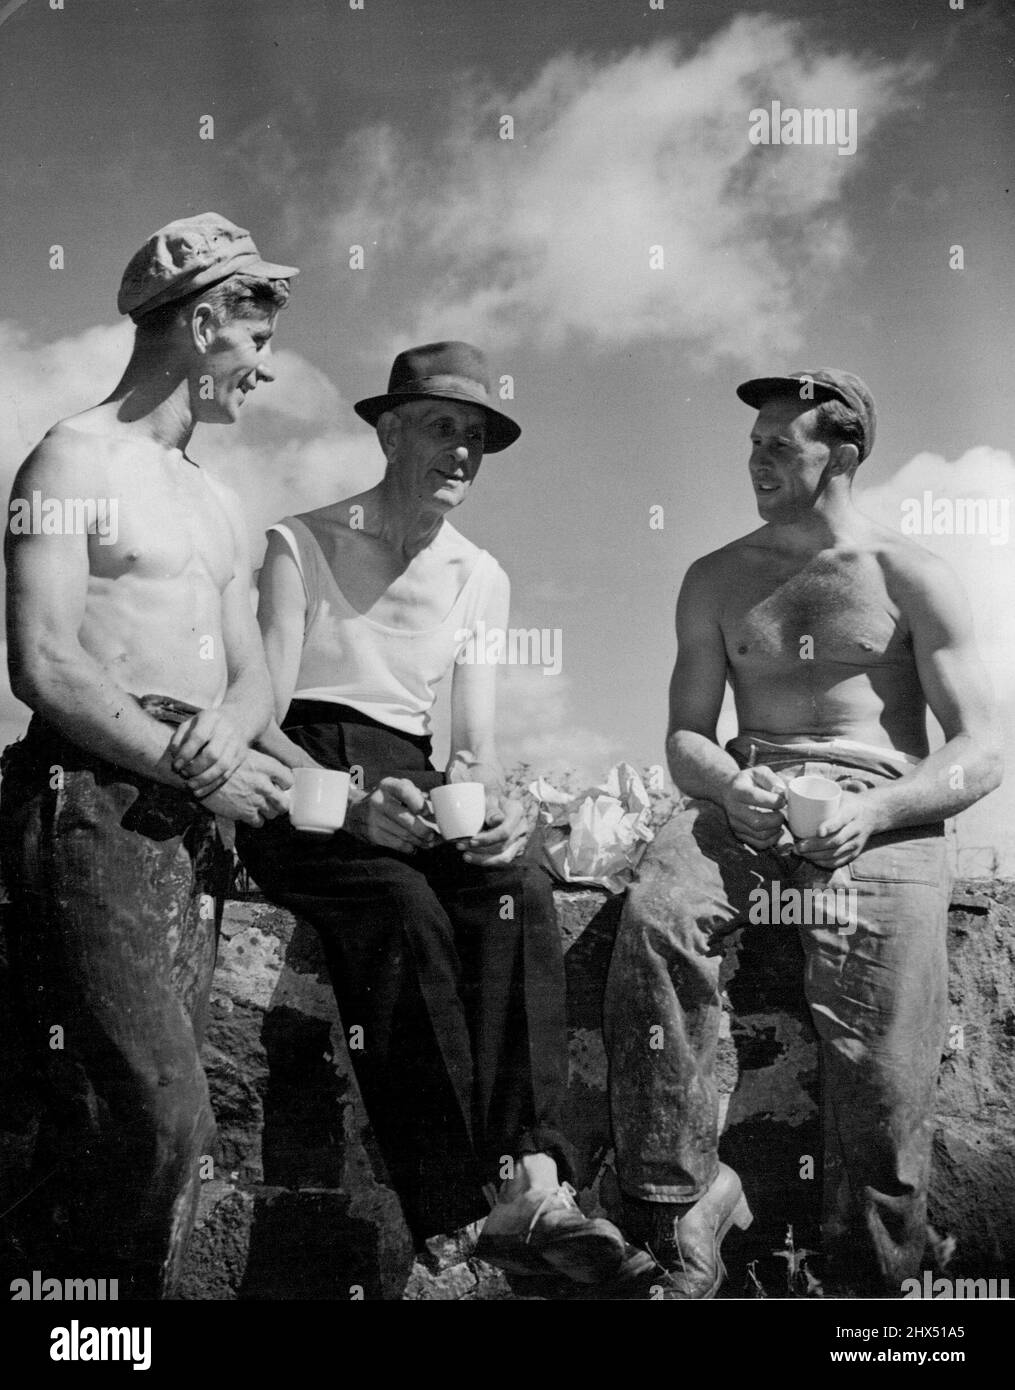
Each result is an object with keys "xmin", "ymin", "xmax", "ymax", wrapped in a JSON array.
[{"xmin": 0, "ymin": 0, "xmax": 1013, "ymax": 873}]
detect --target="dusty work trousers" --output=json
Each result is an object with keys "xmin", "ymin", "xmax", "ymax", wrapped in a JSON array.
[
  {"xmin": 604, "ymin": 742, "xmax": 951, "ymax": 1292},
  {"xmin": 236, "ymin": 702, "xmax": 575, "ymax": 1242},
  {"xmin": 0, "ymin": 719, "xmax": 231, "ymax": 1298}
]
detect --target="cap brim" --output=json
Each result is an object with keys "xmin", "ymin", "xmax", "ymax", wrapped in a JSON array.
[
  {"xmin": 243, "ymin": 257, "xmax": 300, "ymax": 281},
  {"xmin": 353, "ymin": 391, "xmax": 521, "ymax": 453},
  {"xmin": 736, "ymin": 375, "xmax": 849, "ymax": 409}
]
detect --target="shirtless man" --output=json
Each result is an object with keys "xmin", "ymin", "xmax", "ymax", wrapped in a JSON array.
[
  {"xmin": 237, "ymin": 342, "xmax": 639, "ymax": 1288},
  {"xmin": 1, "ymin": 213, "xmax": 296, "ymax": 1297},
  {"xmin": 604, "ymin": 369, "xmax": 1002, "ymax": 1297}
]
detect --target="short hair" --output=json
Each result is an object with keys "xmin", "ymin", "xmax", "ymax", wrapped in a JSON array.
[
  {"xmin": 133, "ymin": 273, "xmax": 291, "ymax": 342},
  {"xmin": 761, "ymin": 386, "xmax": 866, "ymax": 462},
  {"xmin": 809, "ymin": 398, "xmax": 865, "ymax": 459}
]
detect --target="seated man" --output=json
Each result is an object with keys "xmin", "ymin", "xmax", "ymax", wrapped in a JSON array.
[
  {"xmin": 1, "ymin": 214, "xmax": 295, "ymax": 1297},
  {"xmin": 238, "ymin": 341, "xmax": 638, "ymax": 1287},
  {"xmin": 605, "ymin": 369, "xmax": 1002, "ymax": 1297}
]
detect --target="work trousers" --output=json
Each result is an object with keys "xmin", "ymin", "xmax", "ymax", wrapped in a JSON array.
[
  {"xmin": 237, "ymin": 702, "xmax": 575, "ymax": 1241},
  {"xmin": 604, "ymin": 740, "xmax": 951, "ymax": 1292},
  {"xmin": 0, "ymin": 718, "xmax": 231, "ymax": 1298}
]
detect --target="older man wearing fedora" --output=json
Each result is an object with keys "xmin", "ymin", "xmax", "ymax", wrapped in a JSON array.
[{"xmin": 236, "ymin": 342, "xmax": 639, "ymax": 1288}]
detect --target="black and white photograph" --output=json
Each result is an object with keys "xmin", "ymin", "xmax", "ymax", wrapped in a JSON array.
[{"xmin": 0, "ymin": 0, "xmax": 1011, "ymax": 1361}]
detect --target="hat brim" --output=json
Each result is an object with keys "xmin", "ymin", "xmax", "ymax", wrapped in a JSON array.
[
  {"xmin": 736, "ymin": 375, "xmax": 841, "ymax": 409},
  {"xmin": 354, "ymin": 390, "xmax": 521, "ymax": 453},
  {"xmin": 239, "ymin": 257, "xmax": 301, "ymax": 282}
]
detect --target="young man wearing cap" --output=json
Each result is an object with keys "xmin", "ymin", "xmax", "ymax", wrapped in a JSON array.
[
  {"xmin": 604, "ymin": 370, "xmax": 1002, "ymax": 1297},
  {"xmin": 1, "ymin": 213, "xmax": 297, "ymax": 1297},
  {"xmin": 236, "ymin": 342, "xmax": 642, "ymax": 1290}
]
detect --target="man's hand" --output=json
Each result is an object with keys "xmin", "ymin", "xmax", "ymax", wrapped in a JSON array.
[
  {"xmin": 793, "ymin": 789, "xmax": 879, "ymax": 869},
  {"xmin": 456, "ymin": 793, "xmax": 529, "ymax": 867},
  {"xmin": 722, "ymin": 767, "xmax": 788, "ymax": 849},
  {"xmin": 198, "ymin": 749, "xmax": 293, "ymax": 826},
  {"xmin": 344, "ymin": 777, "xmax": 442, "ymax": 853},
  {"xmin": 170, "ymin": 709, "xmax": 247, "ymax": 794}
]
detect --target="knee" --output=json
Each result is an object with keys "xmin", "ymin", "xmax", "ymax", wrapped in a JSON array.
[
  {"xmin": 376, "ymin": 863, "xmax": 447, "ymax": 928},
  {"xmin": 126, "ymin": 1053, "xmax": 212, "ymax": 1162},
  {"xmin": 623, "ymin": 877, "xmax": 686, "ymax": 941},
  {"xmin": 475, "ymin": 863, "xmax": 559, "ymax": 946}
]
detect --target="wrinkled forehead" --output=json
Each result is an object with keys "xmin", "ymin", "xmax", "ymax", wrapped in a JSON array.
[{"xmin": 397, "ymin": 397, "xmax": 484, "ymax": 427}]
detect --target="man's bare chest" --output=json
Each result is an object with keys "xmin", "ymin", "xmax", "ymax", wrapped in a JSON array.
[
  {"xmin": 90, "ymin": 467, "xmax": 232, "ymax": 589},
  {"xmin": 722, "ymin": 557, "xmax": 908, "ymax": 669}
]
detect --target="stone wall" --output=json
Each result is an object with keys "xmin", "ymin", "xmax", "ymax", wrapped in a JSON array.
[
  {"xmin": 2, "ymin": 882, "xmax": 1013, "ymax": 1299},
  {"xmin": 190, "ymin": 880, "xmax": 1015, "ymax": 1297}
]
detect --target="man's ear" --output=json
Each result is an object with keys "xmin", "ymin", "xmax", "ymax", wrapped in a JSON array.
[
  {"xmin": 829, "ymin": 440, "xmax": 860, "ymax": 478},
  {"xmin": 190, "ymin": 302, "xmax": 217, "ymax": 354},
  {"xmin": 377, "ymin": 410, "xmax": 402, "ymax": 462}
]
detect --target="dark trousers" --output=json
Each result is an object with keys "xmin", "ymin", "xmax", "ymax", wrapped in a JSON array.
[
  {"xmin": 237, "ymin": 703, "xmax": 574, "ymax": 1240},
  {"xmin": 0, "ymin": 719, "xmax": 231, "ymax": 1298},
  {"xmin": 605, "ymin": 743, "xmax": 951, "ymax": 1293}
]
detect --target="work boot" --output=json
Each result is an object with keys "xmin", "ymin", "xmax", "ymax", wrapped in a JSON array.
[
  {"xmin": 476, "ymin": 1182, "xmax": 630, "ymax": 1285},
  {"xmin": 623, "ymin": 1163, "xmax": 753, "ymax": 1299}
]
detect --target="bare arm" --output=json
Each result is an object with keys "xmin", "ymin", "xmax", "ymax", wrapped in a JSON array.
[
  {"xmin": 796, "ymin": 549, "xmax": 1004, "ymax": 868},
  {"xmin": 666, "ymin": 555, "xmax": 788, "ymax": 847},
  {"xmin": 447, "ymin": 564, "xmax": 529, "ymax": 864},
  {"xmin": 448, "ymin": 564, "xmax": 510, "ymax": 797},
  {"xmin": 5, "ymin": 440, "xmax": 182, "ymax": 785},
  {"xmin": 208, "ymin": 480, "xmax": 275, "ymax": 744},
  {"xmin": 167, "ymin": 479, "xmax": 277, "ymax": 792},
  {"xmin": 251, "ymin": 529, "xmax": 322, "ymax": 770},
  {"xmin": 665, "ymin": 556, "xmax": 741, "ymax": 801},
  {"xmin": 866, "ymin": 552, "xmax": 1002, "ymax": 831}
]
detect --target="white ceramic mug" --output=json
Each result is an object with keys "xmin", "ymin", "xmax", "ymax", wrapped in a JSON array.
[
  {"xmin": 786, "ymin": 775, "xmax": 842, "ymax": 839},
  {"xmin": 285, "ymin": 767, "xmax": 350, "ymax": 834},
  {"xmin": 430, "ymin": 781, "xmax": 487, "ymax": 840}
]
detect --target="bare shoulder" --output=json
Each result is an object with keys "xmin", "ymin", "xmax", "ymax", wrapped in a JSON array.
[
  {"xmin": 870, "ymin": 528, "xmax": 973, "ymax": 634},
  {"xmin": 872, "ymin": 526, "xmax": 964, "ymax": 596},
  {"xmin": 299, "ymin": 497, "xmax": 367, "ymax": 533},
  {"xmin": 10, "ymin": 419, "xmax": 107, "ymax": 497},
  {"xmin": 682, "ymin": 530, "xmax": 764, "ymax": 592}
]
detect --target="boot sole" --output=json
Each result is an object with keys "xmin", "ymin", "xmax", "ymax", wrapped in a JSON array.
[{"xmin": 477, "ymin": 1228, "xmax": 627, "ymax": 1285}]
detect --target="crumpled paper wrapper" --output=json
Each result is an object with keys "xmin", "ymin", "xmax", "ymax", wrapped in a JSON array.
[{"xmin": 528, "ymin": 761, "xmax": 655, "ymax": 893}]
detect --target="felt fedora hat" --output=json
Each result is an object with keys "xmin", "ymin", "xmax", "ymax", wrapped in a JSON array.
[{"xmin": 354, "ymin": 341, "xmax": 521, "ymax": 452}]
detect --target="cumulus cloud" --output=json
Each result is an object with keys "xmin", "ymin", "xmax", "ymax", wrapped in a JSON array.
[
  {"xmin": 487, "ymin": 664, "xmax": 620, "ymax": 780},
  {"xmin": 327, "ymin": 18, "xmax": 928, "ymax": 361},
  {"xmin": 426, "ymin": 657, "xmax": 622, "ymax": 783}
]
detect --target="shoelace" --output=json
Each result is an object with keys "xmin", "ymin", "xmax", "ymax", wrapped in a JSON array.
[
  {"xmin": 482, "ymin": 1181, "xmax": 582, "ymax": 1239},
  {"xmin": 522, "ymin": 1183, "xmax": 579, "ymax": 1242}
]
